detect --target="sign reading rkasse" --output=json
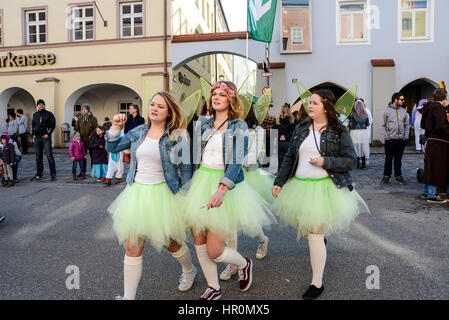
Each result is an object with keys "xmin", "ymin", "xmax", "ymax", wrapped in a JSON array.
[{"xmin": 0, "ymin": 52, "xmax": 56, "ymax": 68}]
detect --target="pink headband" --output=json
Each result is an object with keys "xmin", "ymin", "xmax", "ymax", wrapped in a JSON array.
[{"xmin": 210, "ymin": 82, "xmax": 236, "ymax": 99}]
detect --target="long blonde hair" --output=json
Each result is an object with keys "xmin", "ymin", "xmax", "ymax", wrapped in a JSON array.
[
  {"xmin": 276, "ymin": 104, "xmax": 295, "ymax": 125},
  {"xmin": 208, "ymin": 81, "xmax": 244, "ymax": 120},
  {"xmin": 147, "ymin": 91, "xmax": 187, "ymax": 134}
]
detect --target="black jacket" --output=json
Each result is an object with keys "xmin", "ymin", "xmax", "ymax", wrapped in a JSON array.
[
  {"xmin": 89, "ymin": 134, "xmax": 108, "ymax": 164},
  {"xmin": 272, "ymin": 116, "xmax": 298, "ymax": 141},
  {"xmin": 32, "ymin": 109, "xmax": 56, "ymax": 138},
  {"xmin": 124, "ymin": 114, "xmax": 145, "ymax": 134},
  {"xmin": 0, "ymin": 143, "xmax": 16, "ymax": 164}
]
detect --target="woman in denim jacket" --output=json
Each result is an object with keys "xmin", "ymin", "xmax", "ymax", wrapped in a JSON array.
[
  {"xmin": 272, "ymin": 90, "xmax": 370, "ymax": 300},
  {"xmin": 348, "ymin": 100, "xmax": 370, "ymax": 169},
  {"xmin": 106, "ymin": 92, "xmax": 196, "ymax": 300},
  {"xmin": 184, "ymin": 81, "xmax": 275, "ymax": 300}
]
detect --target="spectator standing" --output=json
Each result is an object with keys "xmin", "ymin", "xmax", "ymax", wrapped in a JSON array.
[
  {"xmin": 349, "ymin": 100, "xmax": 370, "ymax": 169},
  {"xmin": 380, "ymin": 92, "xmax": 409, "ymax": 185},
  {"xmin": 419, "ymin": 89, "xmax": 449, "ymax": 203},
  {"xmin": 273, "ymin": 103, "xmax": 298, "ymax": 173},
  {"xmin": 69, "ymin": 132, "xmax": 87, "ymax": 180},
  {"xmin": 75, "ymin": 104, "xmax": 98, "ymax": 172},
  {"xmin": 16, "ymin": 109, "xmax": 29, "ymax": 154},
  {"xmin": 124, "ymin": 104, "xmax": 145, "ymax": 134},
  {"xmin": 31, "ymin": 99, "xmax": 56, "ymax": 181},
  {"xmin": 7, "ymin": 114, "xmax": 19, "ymax": 136},
  {"xmin": 413, "ymin": 99, "xmax": 428, "ymax": 152},
  {"xmin": 0, "ymin": 134, "xmax": 16, "ymax": 187},
  {"xmin": 90, "ymin": 126, "xmax": 108, "ymax": 182},
  {"xmin": 8, "ymin": 134, "xmax": 22, "ymax": 182}
]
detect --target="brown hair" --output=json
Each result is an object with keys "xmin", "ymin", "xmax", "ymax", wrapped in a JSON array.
[
  {"xmin": 433, "ymin": 88, "xmax": 447, "ymax": 102},
  {"xmin": 147, "ymin": 91, "xmax": 187, "ymax": 134},
  {"xmin": 312, "ymin": 89, "xmax": 345, "ymax": 135},
  {"xmin": 208, "ymin": 81, "xmax": 243, "ymax": 119}
]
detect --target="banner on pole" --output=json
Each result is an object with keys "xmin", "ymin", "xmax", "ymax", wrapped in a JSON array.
[{"xmin": 247, "ymin": 0, "xmax": 278, "ymax": 43}]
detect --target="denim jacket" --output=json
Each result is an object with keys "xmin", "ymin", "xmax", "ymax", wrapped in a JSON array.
[
  {"xmin": 192, "ymin": 117, "xmax": 249, "ymax": 190},
  {"xmin": 348, "ymin": 113, "xmax": 370, "ymax": 130},
  {"xmin": 105, "ymin": 124, "xmax": 192, "ymax": 194},
  {"xmin": 274, "ymin": 120, "xmax": 357, "ymax": 189}
]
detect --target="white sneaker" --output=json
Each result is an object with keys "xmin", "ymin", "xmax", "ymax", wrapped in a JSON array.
[
  {"xmin": 256, "ymin": 236, "xmax": 269, "ymax": 260},
  {"xmin": 178, "ymin": 265, "xmax": 197, "ymax": 292},
  {"xmin": 114, "ymin": 295, "xmax": 128, "ymax": 300},
  {"xmin": 219, "ymin": 264, "xmax": 238, "ymax": 281}
]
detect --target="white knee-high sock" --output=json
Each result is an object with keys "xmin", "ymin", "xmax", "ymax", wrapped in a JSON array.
[
  {"xmin": 194, "ymin": 244, "xmax": 220, "ymax": 290},
  {"xmin": 123, "ymin": 255, "xmax": 143, "ymax": 300},
  {"xmin": 308, "ymin": 234, "xmax": 327, "ymax": 288},
  {"xmin": 171, "ymin": 243, "xmax": 193, "ymax": 273},
  {"xmin": 213, "ymin": 247, "xmax": 247, "ymax": 269},
  {"xmin": 228, "ymin": 235, "xmax": 238, "ymax": 251}
]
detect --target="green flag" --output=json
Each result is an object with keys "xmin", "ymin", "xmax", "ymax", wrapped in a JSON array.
[{"xmin": 247, "ymin": 0, "xmax": 278, "ymax": 43}]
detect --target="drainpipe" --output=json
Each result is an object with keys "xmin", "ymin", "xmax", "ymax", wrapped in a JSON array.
[{"xmin": 163, "ymin": 0, "xmax": 169, "ymax": 91}]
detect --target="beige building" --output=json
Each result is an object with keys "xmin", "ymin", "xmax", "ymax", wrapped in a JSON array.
[
  {"xmin": 171, "ymin": 0, "xmax": 233, "ymax": 107},
  {"xmin": 0, "ymin": 0, "xmax": 172, "ymax": 146}
]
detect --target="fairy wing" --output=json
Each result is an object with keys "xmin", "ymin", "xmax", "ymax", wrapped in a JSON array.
[
  {"xmin": 143, "ymin": 78, "xmax": 156, "ymax": 111},
  {"xmin": 296, "ymin": 81, "xmax": 312, "ymax": 114},
  {"xmin": 335, "ymin": 85, "xmax": 358, "ymax": 124},
  {"xmin": 254, "ymin": 90, "xmax": 272, "ymax": 125},
  {"xmin": 200, "ymin": 77, "xmax": 212, "ymax": 103},
  {"xmin": 180, "ymin": 89, "xmax": 202, "ymax": 125},
  {"xmin": 238, "ymin": 70, "xmax": 256, "ymax": 120}
]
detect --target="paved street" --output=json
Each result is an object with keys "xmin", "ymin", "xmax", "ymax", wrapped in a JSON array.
[{"xmin": 0, "ymin": 148, "xmax": 448, "ymax": 300}]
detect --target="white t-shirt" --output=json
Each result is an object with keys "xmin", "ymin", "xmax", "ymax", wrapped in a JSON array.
[
  {"xmin": 201, "ymin": 131, "xmax": 225, "ymax": 170},
  {"xmin": 295, "ymin": 131, "xmax": 329, "ymax": 179},
  {"xmin": 134, "ymin": 136, "xmax": 165, "ymax": 185}
]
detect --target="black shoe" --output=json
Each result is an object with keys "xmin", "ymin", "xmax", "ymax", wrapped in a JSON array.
[
  {"xmin": 303, "ymin": 284, "xmax": 324, "ymax": 300},
  {"xmin": 427, "ymin": 196, "xmax": 447, "ymax": 204},
  {"xmin": 394, "ymin": 176, "xmax": 406, "ymax": 185},
  {"xmin": 380, "ymin": 176, "xmax": 390, "ymax": 185},
  {"xmin": 31, "ymin": 174, "xmax": 42, "ymax": 181},
  {"xmin": 324, "ymin": 237, "xmax": 327, "ymax": 246},
  {"xmin": 50, "ymin": 174, "xmax": 56, "ymax": 181},
  {"xmin": 420, "ymin": 194, "xmax": 428, "ymax": 200}
]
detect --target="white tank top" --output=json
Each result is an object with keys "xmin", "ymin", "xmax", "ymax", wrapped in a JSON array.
[
  {"xmin": 295, "ymin": 131, "xmax": 329, "ymax": 179},
  {"xmin": 201, "ymin": 131, "xmax": 225, "ymax": 170},
  {"xmin": 134, "ymin": 136, "xmax": 165, "ymax": 184}
]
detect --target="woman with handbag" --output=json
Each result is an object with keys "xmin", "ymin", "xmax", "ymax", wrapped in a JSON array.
[{"xmin": 272, "ymin": 90, "xmax": 370, "ymax": 300}]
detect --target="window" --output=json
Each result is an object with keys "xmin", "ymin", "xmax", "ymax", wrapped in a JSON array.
[
  {"xmin": 74, "ymin": 104, "xmax": 82, "ymax": 116},
  {"xmin": 399, "ymin": 0, "xmax": 433, "ymax": 41},
  {"xmin": 337, "ymin": 0, "xmax": 369, "ymax": 44},
  {"xmin": 0, "ymin": 10, "xmax": 3, "ymax": 46},
  {"xmin": 281, "ymin": 0, "xmax": 312, "ymax": 53},
  {"xmin": 71, "ymin": 6, "xmax": 94, "ymax": 41},
  {"xmin": 120, "ymin": 2, "xmax": 143, "ymax": 38},
  {"xmin": 26, "ymin": 10, "xmax": 47, "ymax": 44},
  {"xmin": 119, "ymin": 102, "xmax": 132, "ymax": 116}
]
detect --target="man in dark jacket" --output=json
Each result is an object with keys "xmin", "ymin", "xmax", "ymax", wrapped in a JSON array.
[
  {"xmin": 1, "ymin": 134, "xmax": 16, "ymax": 187},
  {"xmin": 419, "ymin": 88, "xmax": 449, "ymax": 203},
  {"xmin": 124, "ymin": 104, "xmax": 145, "ymax": 134},
  {"xmin": 31, "ymin": 99, "xmax": 56, "ymax": 181},
  {"xmin": 75, "ymin": 104, "xmax": 98, "ymax": 172}
]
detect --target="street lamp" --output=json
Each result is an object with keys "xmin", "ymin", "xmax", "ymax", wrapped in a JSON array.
[{"xmin": 219, "ymin": 74, "xmax": 225, "ymax": 81}]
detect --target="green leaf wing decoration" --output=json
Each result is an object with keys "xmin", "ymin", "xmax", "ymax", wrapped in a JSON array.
[
  {"xmin": 180, "ymin": 89, "xmax": 202, "ymax": 125},
  {"xmin": 296, "ymin": 81, "xmax": 312, "ymax": 115},
  {"xmin": 200, "ymin": 77, "xmax": 212, "ymax": 103},
  {"xmin": 254, "ymin": 91, "xmax": 272, "ymax": 125},
  {"xmin": 238, "ymin": 70, "xmax": 256, "ymax": 120},
  {"xmin": 335, "ymin": 85, "xmax": 357, "ymax": 124},
  {"xmin": 143, "ymin": 78, "xmax": 156, "ymax": 111}
]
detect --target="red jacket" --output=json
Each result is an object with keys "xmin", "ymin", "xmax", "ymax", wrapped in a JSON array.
[{"xmin": 69, "ymin": 140, "xmax": 87, "ymax": 160}]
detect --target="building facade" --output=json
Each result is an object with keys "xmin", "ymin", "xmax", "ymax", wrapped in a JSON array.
[{"xmin": 0, "ymin": 0, "xmax": 172, "ymax": 146}]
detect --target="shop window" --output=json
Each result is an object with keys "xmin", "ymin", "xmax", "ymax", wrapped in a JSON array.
[
  {"xmin": 281, "ymin": 0, "xmax": 312, "ymax": 53},
  {"xmin": 119, "ymin": 102, "xmax": 132, "ymax": 116}
]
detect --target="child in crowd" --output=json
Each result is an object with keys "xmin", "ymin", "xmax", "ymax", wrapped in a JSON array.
[
  {"xmin": 69, "ymin": 132, "xmax": 87, "ymax": 180},
  {"xmin": 90, "ymin": 126, "xmax": 108, "ymax": 182},
  {"xmin": 104, "ymin": 130, "xmax": 124, "ymax": 186},
  {"xmin": 9, "ymin": 134, "xmax": 22, "ymax": 182},
  {"xmin": 0, "ymin": 135, "xmax": 16, "ymax": 187}
]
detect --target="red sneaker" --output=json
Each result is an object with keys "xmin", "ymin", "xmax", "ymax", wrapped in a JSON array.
[
  {"xmin": 199, "ymin": 287, "xmax": 222, "ymax": 300},
  {"xmin": 238, "ymin": 257, "xmax": 253, "ymax": 292},
  {"xmin": 96, "ymin": 177, "xmax": 105, "ymax": 183}
]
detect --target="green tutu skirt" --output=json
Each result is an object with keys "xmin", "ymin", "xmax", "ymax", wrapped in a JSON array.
[
  {"xmin": 107, "ymin": 182, "xmax": 187, "ymax": 251},
  {"xmin": 272, "ymin": 176, "xmax": 369, "ymax": 238},
  {"xmin": 244, "ymin": 168, "xmax": 275, "ymax": 203},
  {"xmin": 184, "ymin": 166, "xmax": 276, "ymax": 240}
]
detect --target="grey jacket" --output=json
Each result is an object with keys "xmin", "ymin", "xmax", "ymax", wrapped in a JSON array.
[
  {"xmin": 380, "ymin": 103, "xmax": 410, "ymax": 140},
  {"xmin": 7, "ymin": 119, "xmax": 19, "ymax": 135},
  {"xmin": 17, "ymin": 115, "xmax": 28, "ymax": 134}
]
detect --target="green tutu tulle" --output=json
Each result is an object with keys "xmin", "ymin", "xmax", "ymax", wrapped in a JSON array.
[
  {"xmin": 107, "ymin": 182, "xmax": 187, "ymax": 251},
  {"xmin": 244, "ymin": 168, "xmax": 275, "ymax": 203},
  {"xmin": 184, "ymin": 166, "xmax": 276, "ymax": 240},
  {"xmin": 272, "ymin": 176, "xmax": 369, "ymax": 238}
]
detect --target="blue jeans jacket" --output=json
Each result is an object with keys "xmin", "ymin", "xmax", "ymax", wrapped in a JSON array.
[
  {"xmin": 105, "ymin": 124, "xmax": 192, "ymax": 194},
  {"xmin": 274, "ymin": 120, "xmax": 357, "ymax": 189},
  {"xmin": 192, "ymin": 117, "xmax": 249, "ymax": 190}
]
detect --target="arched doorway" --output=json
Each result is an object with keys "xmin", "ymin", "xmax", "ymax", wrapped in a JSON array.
[
  {"xmin": 309, "ymin": 82, "xmax": 349, "ymax": 100},
  {"xmin": 0, "ymin": 87, "xmax": 35, "ymax": 133},
  {"xmin": 64, "ymin": 84, "xmax": 142, "ymax": 146},
  {"xmin": 400, "ymin": 78, "xmax": 439, "ymax": 115}
]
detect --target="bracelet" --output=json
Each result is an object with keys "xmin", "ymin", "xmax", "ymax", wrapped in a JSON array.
[{"xmin": 219, "ymin": 183, "xmax": 228, "ymax": 192}]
